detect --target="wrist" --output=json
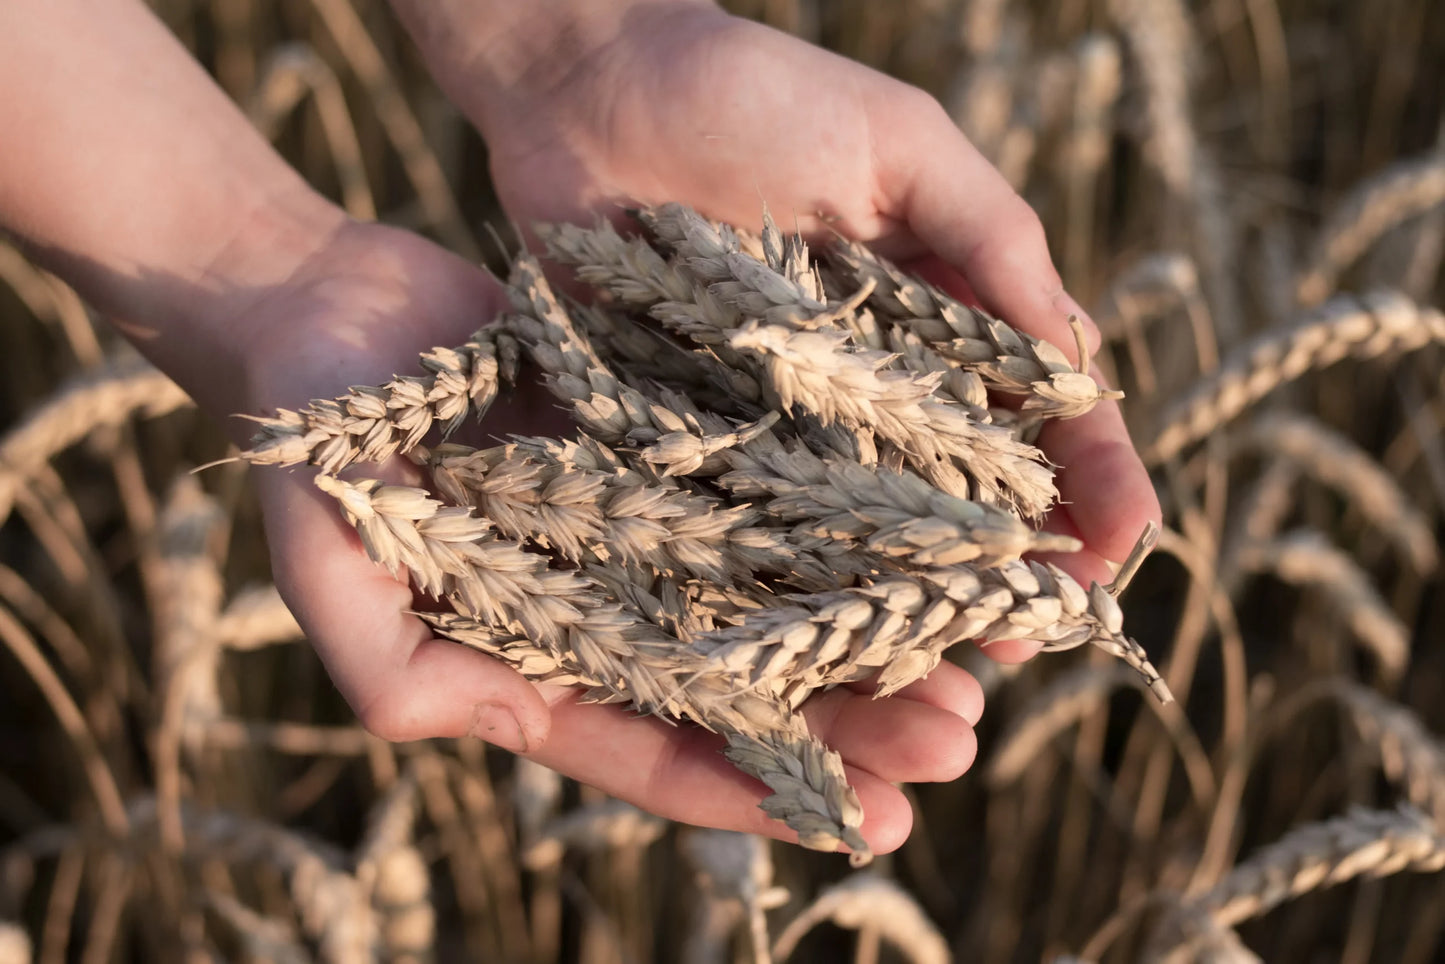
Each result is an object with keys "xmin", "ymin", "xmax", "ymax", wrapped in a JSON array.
[{"xmin": 387, "ymin": 0, "xmax": 720, "ymax": 136}]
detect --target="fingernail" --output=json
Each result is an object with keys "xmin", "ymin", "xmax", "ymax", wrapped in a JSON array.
[{"xmin": 468, "ymin": 702, "xmax": 529, "ymax": 754}]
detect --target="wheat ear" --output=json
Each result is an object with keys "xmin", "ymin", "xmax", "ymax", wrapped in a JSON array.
[
  {"xmin": 1297, "ymin": 151, "xmax": 1445, "ymax": 305},
  {"xmin": 1195, "ymin": 805, "xmax": 1445, "ymax": 929},
  {"xmin": 770, "ymin": 874, "xmax": 949, "ymax": 964},
  {"xmin": 1148, "ymin": 291, "xmax": 1445, "ymax": 463},
  {"xmin": 1236, "ymin": 412, "xmax": 1438, "ymax": 573},
  {"xmin": 1237, "ymin": 530, "xmax": 1409, "ymax": 684},
  {"xmin": 241, "ymin": 330, "xmax": 511, "ymax": 473},
  {"xmin": 0, "ymin": 356, "xmax": 190, "ymax": 523}
]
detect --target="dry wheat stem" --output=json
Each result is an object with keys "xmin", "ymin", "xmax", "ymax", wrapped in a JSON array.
[
  {"xmin": 681, "ymin": 830, "xmax": 788, "ymax": 964},
  {"xmin": 126, "ymin": 796, "xmax": 377, "ymax": 964},
  {"xmin": 1148, "ymin": 291, "xmax": 1445, "ymax": 463},
  {"xmin": 521, "ymin": 799, "xmax": 669, "ymax": 870},
  {"xmin": 716, "ymin": 436, "xmax": 1080, "ymax": 568},
  {"xmin": 214, "ymin": 583, "xmax": 305, "ymax": 650},
  {"xmin": 824, "ymin": 237, "xmax": 1118, "ymax": 419},
  {"xmin": 240, "ymin": 201, "xmax": 1166, "ymax": 865},
  {"xmin": 426, "ymin": 439, "xmax": 844, "ymax": 591},
  {"xmin": 689, "ymin": 556, "xmax": 1170, "ymax": 707},
  {"xmin": 205, "ymin": 891, "xmax": 311, "ymax": 964}
]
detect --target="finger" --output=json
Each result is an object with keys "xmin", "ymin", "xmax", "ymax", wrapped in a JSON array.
[
  {"xmin": 528, "ymin": 689, "xmax": 917, "ymax": 855},
  {"xmin": 842, "ymin": 660, "xmax": 984, "ymax": 726},
  {"xmin": 257, "ymin": 469, "xmax": 551, "ymax": 750},
  {"xmin": 877, "ymin": 95, "xmax": 1099, "ymax": 362},
  {"xmin": 1036, "ymin": 385, "xmax": 1162, "ymax": 564},
  {"xmin": 800, "ymin": 685, "xmax": 977, "ymax": 783}
]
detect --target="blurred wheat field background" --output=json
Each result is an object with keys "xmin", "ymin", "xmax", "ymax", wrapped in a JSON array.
[{"xmin": 3, "ymin": 0, "xmax": 1445, "ymax": 961}]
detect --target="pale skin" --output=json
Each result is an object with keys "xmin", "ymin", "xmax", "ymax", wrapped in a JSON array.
[{"xmin": 1, "ymin": 0, "xmax": 1160, "ymax": 855}]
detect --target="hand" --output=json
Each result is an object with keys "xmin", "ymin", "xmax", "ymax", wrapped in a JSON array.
[
  {"xmin": 426, "ymin": 1, "xmax": 1162, "ymax": 661},
  {"xmin": 241, "ymin": 220, "xmax": 983, "ymax": 854}
]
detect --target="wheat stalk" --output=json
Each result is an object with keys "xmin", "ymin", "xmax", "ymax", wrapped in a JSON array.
[
  {"xmin": 314, "ymin": 474, "xmax": 872, "ymax": 860},
  {"xmin": 690, "ymin": 558, "xmax": 1170, "ymax": 707},
  {"xmin": 1327, "ymin": 681, "xmax": 1445, "ymax": 823},
  {"xmin": 241, "ymin": 203, "xmax": 1167, "ymax": 864}
]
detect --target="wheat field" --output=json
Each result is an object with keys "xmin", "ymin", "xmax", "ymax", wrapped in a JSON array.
[{"xmin": 3, "ymin": 0, "xmax": 1445, "ymax": 961}]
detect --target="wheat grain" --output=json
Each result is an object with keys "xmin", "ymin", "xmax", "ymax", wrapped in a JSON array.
[
  {"xmin": 214, "ymin": 583, "xmax": 305, "ymax": 650},
  {"xmin": 824, "ymin": 238, "xmax": 1117, "ymax": 419},
  {"xmin": 126, "ymin": 796, "xmax": 377, "ymax": 964},
  {"xmin": 987, "ymin": 665, "xmax": 1138, "ymax": 786},
  {"xmin": 241, "ymin": 329, "xmax": 510, "ymax": 473},
  {"xmin": 204, "ymin": 891, "xmax": 311, "ymax": 964},
  {"xmin": 314, "ymin": 474, "xmax": 872, "ymax": 859},
  {"xmin": 355, "ymin": 771, "xmax": 433, "ymax": 963},
  {"xmin": 691, "ymin": 559, "xmax": 1170, "ymax": 707},
  {"xmin": 1326, "ymin": 681, "xmax": 1445, "ymax": 823}
]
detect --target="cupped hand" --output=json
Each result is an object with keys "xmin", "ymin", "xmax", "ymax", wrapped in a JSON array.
[
  {"xmin": 239, "ymin": 219, "xmax": 983, "ymax": 853},
  {"xmin": 468, "ymin": 3, "xmax": 1162, "ymax": 663}
]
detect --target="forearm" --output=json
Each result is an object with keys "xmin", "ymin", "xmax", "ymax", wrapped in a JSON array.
[
  {"xmin": 0, "ymin": 0, "xmax": 345, "ymax": 414},
  {"xmin": 384, "ymin": 0, "xmax": 717, "ymax": 137}
]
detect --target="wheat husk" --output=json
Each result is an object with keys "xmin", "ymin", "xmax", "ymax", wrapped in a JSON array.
[{"xmin": 0, "ymin": 355, "xmax": 191, "ymax": 524}]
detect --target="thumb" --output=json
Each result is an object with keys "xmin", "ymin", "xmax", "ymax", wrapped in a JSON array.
[
  {"xmin": 256, "ymin": 468, "xmax": 552, "ymax": 752},
  {"xmin": 878, "ymin": 95, "xmax": 1098, "ymax": 363}
]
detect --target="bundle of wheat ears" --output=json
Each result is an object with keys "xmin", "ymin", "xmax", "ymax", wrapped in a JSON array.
[{"xmin": 240, "ymin": 202, "xmax": 1170, "ymax": 866}]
